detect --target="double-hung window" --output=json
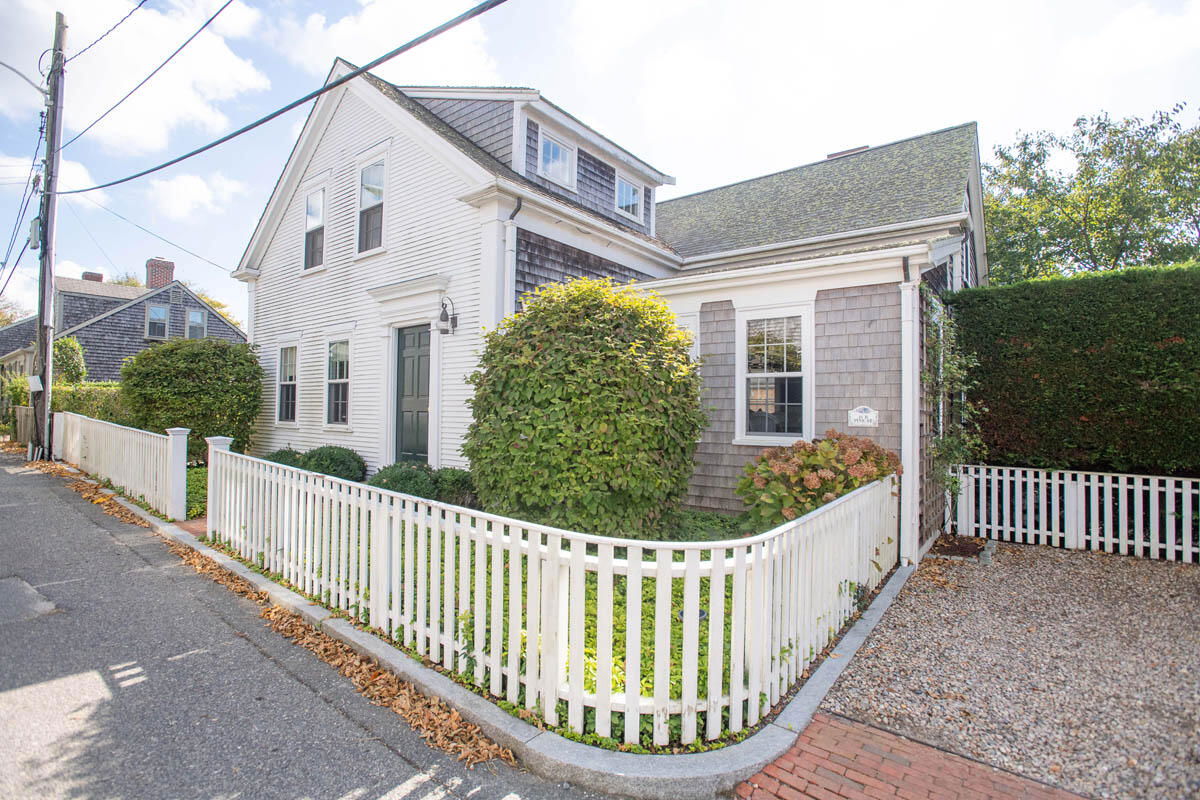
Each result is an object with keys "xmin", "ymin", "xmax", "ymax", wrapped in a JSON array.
[
  {"xmin": 615, "ymin": 175, "xmax": 641, "ymax": 220},
  {"xmin": 304, "ymin": 189, "xmax": 324, "ymax": 269},
  {"xmin": 186, "ymin": 309, "xmax": 207, "ymax": 339},
  {"xmin": 277, "ymin": 346, "xmax": 297, "ymax": 423},
  {"xmin": 146, "ymin": 304, "xmax": 168, "ymax": 339},
  {"xmin": 745, "ymin": 315, "xmax": 804, "ymax": 436},
  {"xmin": 538, "ymin": 131, "xmax": 574, "ymax": 187},
  {"xmin": 358, "ymin": 162, "xmax": 384, "ymax": 253},
  {"xmin": 326, "ymin": 340, "xmax": 350, "ymax": 425}
]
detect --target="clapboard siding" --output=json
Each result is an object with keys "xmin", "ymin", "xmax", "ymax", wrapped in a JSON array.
[
  {"xmin": 413, "ymin": 97, "xmax": 513, "ymax": 166},
  {"xmin": 514, "ymin": 229, "xmax": 653, "ymax": 308},
  {"xmin": 250, "ymin": 88, "xmax": 483, "ymax": 473},
  {"xmin": 524, "ymin": 120, "xmax": 652, "ymax": 235}
]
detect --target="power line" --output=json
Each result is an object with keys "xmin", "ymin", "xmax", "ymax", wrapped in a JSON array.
[
  {"xmin": 67, "ymin": 0, "xmax": 149, "ymax": 63},
  {"xmin": 63, "ymin": 198, "xmax": 120, "ymax": 273},
  {"xmin": 61, "ymin": 0, "xmax": 234, "ymax": 151},
  {"xmin": 0, "ymin": 239, "xmax": 31, "ymax": 298},
  {"xmin": 57, "ymin": 0, "xmax": 511, "ymax": 196},
  {"xmin": 79, "ymin": 195, "xmax": 231, "ymax": 273},
  {"xmin": 3, "ymin": 125, "xmax": 45, "ymax": 270}
]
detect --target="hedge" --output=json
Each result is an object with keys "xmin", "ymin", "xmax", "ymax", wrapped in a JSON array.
[
  {"xmin": 4, "ymin": 378, "xmax": 132, "ymax": 427},
  {"xmin": 946, "ymin": 263, "xmax": 1200, "ymax": 474}
]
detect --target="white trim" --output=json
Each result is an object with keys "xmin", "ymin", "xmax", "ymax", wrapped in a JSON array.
[
  {"xmin": 899, "ymin": 280, "xmax": 920, "ymax": 565},
  {"xmin": 733, "ymin": 302, "xmax": 816, "ymax": 446},
  {"xmin": 526, "ymin": 100, "xmax": 674, "ymax": 185},
  {"xmin": 275, "ymin": 343, "xmax": 299, "ymax": 426},
  {"xmin": 677, "ymin": 213, "xmax": 970, "ymax": 269},
  {"xmin": 324, "ymin": 336, "xmax": 352, "ymax": 428},
  {"xmin": 185, "ymin": 308, "xmax": 208, "ymax": 339},
  {"xmin": 614, "ymin": 171, "xmax": 642, "ymax": 223},
  {"xmin": 511, "ymin": 101, "xmax": 526, "ymax": 173},
  {"xmin": 354, "ymin": 142, "xmax": 390, "ymax": 258},
  {"xmin": 145, "ymin": 303, "xmax": 168, "ymax": 340},
  {"xmin": 535, "ymin": 126, "xmax": 577, "ymax": 190}
]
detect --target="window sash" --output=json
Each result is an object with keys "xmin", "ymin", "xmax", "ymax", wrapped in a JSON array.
[
  {"xmin": 326, "ymin": 340, "xmax": 350, "ymax": 425},
  {"xmin": 743, "ymin": 315, "xmax": 804, "ymax": 436},
  {"xmin": 539, "ymin": 133, "xmax": 573, "ymax": 185},
  {"xmin": 360, "ymin": 162, "xmax": 384, "ymax": 209},
  {"xmin": 305, "ymin": 189, "xmax": 324, "ymax": 230},
  {"xmin": 358, "ymin": 205, "xmax": 382, "ymax": 253},
  {"xmin": 277, "ymin": 346, "xmax": 297, "ymax": 423},
  {"xmin": 616, "ymin": 178, "xmax": 640, "ymax": 218},
  {"xmin": 146, "ymin": 305, "xmax": 168, "ymax": 339},
  {"xmin": 305, "ymin": 226, "xmax": 324, "ymax": 269},
  {"xmin": 186, "ymin": 310, "xmax": 207, "ymax": 339}
]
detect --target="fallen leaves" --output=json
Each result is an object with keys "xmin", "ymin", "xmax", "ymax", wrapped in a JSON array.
[{"xmin": 25, "ymin": 459, "xmax": 151, "ymax": 528}]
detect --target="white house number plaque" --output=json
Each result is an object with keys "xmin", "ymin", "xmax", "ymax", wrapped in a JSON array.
[{"xmin": 848, "ymin": 405, "xmax": 879, "ymax": 428}]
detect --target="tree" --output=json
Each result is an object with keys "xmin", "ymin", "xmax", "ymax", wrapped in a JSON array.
[
  {"xmin": 120, "ymin": 338, "xmax": 263, "ymax": 461},
  {"xmin": 463, "ymin": 278, "xmax": 705, "ymax": 536},
  {"xmin": 110, "ymin": 272, "xmax": 143, "ymax": 287},
  {"xmin": 985, "ymin": 105, "xmax": 1200, "ymax": 284},
  {"xmin": 0, "ymin": 299, "xmax": 29, "ymax": 328},
  {"xmin": 52, "ymin": 337, "xmax": 87, "ymax": 384}
]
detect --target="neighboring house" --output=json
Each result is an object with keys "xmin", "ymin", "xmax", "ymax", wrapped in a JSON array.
[
  {"xmin": 0, "ymin": 258, "xmax": 246, "ymax": 382},
  {"xmin": 235, "ymin": 59, "xmax": 985, "ymax": 563}
]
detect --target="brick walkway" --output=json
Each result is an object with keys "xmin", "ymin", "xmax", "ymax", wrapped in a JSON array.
[{"xmin": 736, "ymin": 713, "xmax": 1082, "ymax": 800}]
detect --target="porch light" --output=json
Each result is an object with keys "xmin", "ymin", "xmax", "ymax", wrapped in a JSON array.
[{"xmin": 438, "ymin": 297, "xmax": 458, "ymax": 334}]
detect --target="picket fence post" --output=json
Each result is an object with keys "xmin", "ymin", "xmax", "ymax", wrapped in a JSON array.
[
  {"xmin": 51, "ymin": 411, "xmax": 64, "ymax": 460},
  {"xmin": 1063, "ymin": 474, "xmax": 1084, "ymax": 550},
  {"xmin": 205, "ymin": 436, "xmax": 234, "ymax": 541},
  {"xmin": 165, "ymin": 427, "xmax": 191, "ymax": 521}
]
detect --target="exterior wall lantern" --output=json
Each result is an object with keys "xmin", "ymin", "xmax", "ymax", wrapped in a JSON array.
[{"xmin": 437, "ymin": 297, "xmax": 458, "ymax": 334}]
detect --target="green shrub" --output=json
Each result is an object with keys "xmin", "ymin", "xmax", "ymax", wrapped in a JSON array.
[
  {"xmin": 736, "ymin": 430, "xmax": 900, "ymax": 529},
  {"xmin": 264, "ymin": 448, "xmax": 305, "ymax": 468},
  {"xmin": 434, "ymin": 467, "xmax": 476, "ymax": 507},
  {"xmin": 52, "ymin": 382, "xmax": 132, "ymax": 425},
  {"xmin": 946, "ymin": 263, "xmax": 1200, "ymax": 473},
  {"xmin": 300, "ymin": 445, "xmax": 367, "ymax": 482},
  {"xmin": 4, "ymin": 375, "xmax": 28, "ymax": 411},
  {"xmin": 53, "ymin": 337, "xmax": 87, "ymax": 384},
  {"xmin": 367, "ymin": 462, "xmax": 436, "ymax": 498},
  {"xmin": 120, "ymin": 338, "xmax": 263, "ymax": 462},
  {"xmin": 464, "ymin": 278, "xmax": 705, "ymax": 536},
  {"xmin": 186, "ymin": 467, "xmax": 207, "ymax": 519}
]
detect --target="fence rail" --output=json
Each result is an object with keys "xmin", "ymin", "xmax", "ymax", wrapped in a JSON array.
[
  {"xmin": 13, "ymin": 406, "xmax": 34, "ymax": 445},
  {"xmin": 55, "ymin": 412, "xmax": 188, "ymax": 519},
  {"xmin": 955, "ymin": 464, "xmax": 1199, "ymax": 563},
  {"xmin": 207, "ymin": 443, "xmax": 899, "ymax": 747}
]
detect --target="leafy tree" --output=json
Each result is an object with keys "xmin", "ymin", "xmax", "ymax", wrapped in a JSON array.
[
  {"xmin": 985, "ymin": 105, "xmax": 1200, "ymax": 283},
  {"xmin": 464, "ymin": 278, "xmax": 705, "ymax": 536},
  {"xmin": 52, "ymin": 337, "xmax": 87, "ymax": 384},
  {"xmin": 120, "ymin": 338, "xmax": 262, "ymax": 461},
  {"xmin": 0, "ymin": 298, "xmax": 28, "ymax": 328},
  {"xmin": 110, "ymin": 272, "xmax": 143, "ymax": 287}
]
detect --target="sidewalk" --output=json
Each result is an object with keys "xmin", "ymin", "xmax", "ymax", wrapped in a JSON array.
[
  {"xmin": 0, "ymin": 453, "xmax": 598, "ymax": 800},
  {"xmin": 737, "ymin": 713, "xmax": 1083, "ymax": 800}
]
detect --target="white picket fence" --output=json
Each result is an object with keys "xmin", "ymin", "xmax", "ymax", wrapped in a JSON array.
[
  {"xmin": 55, "ymin": 412, "xmax": 190, "ymax": 520},
  {"xmin": 13, "ymin": 405, "xmax": 34, "ymax": 445},
  {"xmin": 956, "ymin": 465, "xmax": 1200, "ymax": 563},
  {"xmin": 206, "ymin": 439, "xmax": 899, "ymax": 746}
]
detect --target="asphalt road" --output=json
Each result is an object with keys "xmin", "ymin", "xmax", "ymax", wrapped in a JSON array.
[{"xmin": 0, "ymin": 452, "xmax": 604, "ymax": 800}]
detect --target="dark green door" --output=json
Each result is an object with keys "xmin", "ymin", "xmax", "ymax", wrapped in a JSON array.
[{"xmin": 395, "ymin": 325, "xmax": 431, "ymax": 462}]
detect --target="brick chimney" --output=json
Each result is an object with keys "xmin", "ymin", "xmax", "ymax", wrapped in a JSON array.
[
  {"xmin": 146, "ymin": 257, "xmax": 175, "ymax": 289},
  {"xmin": 81, "ymin": 271, "xmax": 104, "ymax": 282}
]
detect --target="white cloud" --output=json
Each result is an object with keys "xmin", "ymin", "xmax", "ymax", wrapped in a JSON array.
[
  {"xmin": 0, "ymin": 0, "xmax": 269, "ymax": 156},
  {"xmin": 266, "ymin": 0, "xmax": 500, "ymax": 85},
  {"xmin": 0, "ymin": 151, "xmax": 108, "ymax": 211},
  {"xmin": 146, "ymin": 172, "xmax": 245, "ymax": 220}
]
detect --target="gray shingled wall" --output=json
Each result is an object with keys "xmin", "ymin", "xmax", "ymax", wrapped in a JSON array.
[
  {"xmin": 412, "ymin": 98, "xmax": 513, "ymax": 166},
  {"xmin": 688, "ymin": 301, "xmax": 764, "ymax": 512},
  {"xmin": 524, "ymin": 120, "xmax": 651, "ymax": 235},
  {"xmin": 0, "ymin": 318, "xmax": 37, "ymax": 358},
  {"xmin": 514, "ymin": 229, "xmax": 652, "ymax": 308},
  {"xmin": 69, "ymin": 288, "xmax": 245, "ymax": 381},
  {"xmin": 813, "ymin": 283, "xmax": 902, "ymax": 452},
  {"xmin": 58, "ymin": 292, "xmax": 124, "ymax": 330}
]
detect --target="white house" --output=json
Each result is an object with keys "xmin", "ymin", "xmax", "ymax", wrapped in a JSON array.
[{"xmin": 234, "ymin": 59, "xmax": 985, "ymax": 563}]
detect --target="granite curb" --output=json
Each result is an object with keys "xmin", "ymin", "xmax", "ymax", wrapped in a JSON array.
[{"xmin": 111, "ymin": 494, "xmax": 915, "ymax": 800}]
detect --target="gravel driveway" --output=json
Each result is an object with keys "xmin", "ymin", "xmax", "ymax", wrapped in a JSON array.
[{"xmin": 822, "ymin": 543, "xmax": 1200, "ymax": 799}]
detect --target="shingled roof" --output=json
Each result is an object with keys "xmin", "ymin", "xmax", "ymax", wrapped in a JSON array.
[
  {"xmin": 655, "ymin": 123, "xmax": 978, "ymax": 259},
  {"xmin": 54, "ymin": 276, "xmax": 148, "ymax": 300}
]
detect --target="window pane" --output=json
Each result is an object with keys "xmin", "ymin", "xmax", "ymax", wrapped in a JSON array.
[
  {"xmin": 306, "ymin": 189, "xmax": 324, "ymax": 230},
  {"xmin": 358, "ymin": 205, "xmax": 382, "ymax": 252},
  {"xmin": 150, "ymin": 306, "xmax": 167, "ymax": 322},
  {"xmin": 305, "ymin": 227, "xmax": 324, "ymax": 268},
  {"xmin": 328, "ymin": 341, "xmax": 349, "ymax": 380},
  {"xmin": 765, "ymin": 344, "xmax": 786, "ymax": 372},
  {"xmin": 327, "ymin": 382, "xmax": 349, "ymax": 425},
  {"xmin": 540, "ymin": 135, "xmax": 571, "ymax": 183},
  {"xmin": 747, "ymin": 347, "xmax": 765, "ymax": 372},
  {"xmin": 360, "ymin": 162, "xmax": 384, "ymax": 208},
  {"xmin": 746, "ymin": 377, "xmax": 803, "ymax": 435},
  {"xmin": 617, "ymin": 179, "xmax": 640, "ymax": 216},
  {"xmin": 278, "ymin": 383, "xmax": 296, "ymax": 423},
  {"xmin": 187, "ymin": 310, "xmax": 205, "ymax": 339},
  {"xmin": 280, "ymin": 347, "xmax": 296, "ymax": 382}
]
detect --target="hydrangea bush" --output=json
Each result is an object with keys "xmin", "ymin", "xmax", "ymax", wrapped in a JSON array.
[{"xmin": 736, "ymin": 430, "xmax": 900, "ymax": 529}]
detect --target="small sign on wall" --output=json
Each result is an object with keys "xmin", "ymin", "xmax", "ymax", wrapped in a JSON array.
[{"xmin": 848, "ymin": 405, "xmax": 878, "ymax": 428}]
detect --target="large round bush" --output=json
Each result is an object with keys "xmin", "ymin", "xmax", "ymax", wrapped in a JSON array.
[
  {"xmin": 264, "ymin": 448, "xmax": 305, "ymax": 468},
  {"xmin": 301, "ymin": 446, "xmax": 367, "ymax": 482},
  {"xmin": 464, "ymin": 277, "xmax": 705, "ymax": 536},
  {"xmin": 367, "ymin": 463, "xmax": 437, "ymax": 498},
  {"xmin": 120, "ymin": 338, "xmax": 262, "ymax": 462}
]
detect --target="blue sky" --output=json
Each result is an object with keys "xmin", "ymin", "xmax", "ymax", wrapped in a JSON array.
[{"xmin": 1, "ymin": 0, "xmax": 1198, "ymax": 326}]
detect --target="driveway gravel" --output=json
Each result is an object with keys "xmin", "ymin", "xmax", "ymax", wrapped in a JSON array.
[{"xmin": 821, "ymin": 543, "xmax": 1200, "ymax": 799}]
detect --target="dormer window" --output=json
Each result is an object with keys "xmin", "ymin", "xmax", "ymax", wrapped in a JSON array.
[
  {"xmin": 616, "ymin": 175, "xmax": 641, "ymax": 221},
  {"xmin": 538, "ymin": 130, "xmax": 575, "ymax": 188},
  {"xmin": 304, "ymin": 189, "xmax": 324, "ymax": 269}
]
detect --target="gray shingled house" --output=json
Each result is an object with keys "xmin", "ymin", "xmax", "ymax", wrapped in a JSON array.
[
  {"xmin": 0, "ymin": 258, "xmax": 246, "ymax": 383},
  {"xmin": 234, "ymin": 60, "xmax": 984, "ymax": 564}
]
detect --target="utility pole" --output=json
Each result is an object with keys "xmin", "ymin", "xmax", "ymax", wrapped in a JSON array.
[{"xmin": 33, "ymin": 11, "xmax": 66, "ymax": 459}]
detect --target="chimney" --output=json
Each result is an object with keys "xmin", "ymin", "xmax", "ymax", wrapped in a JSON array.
[
  {"xmin": 146, "ymin": 257, "xmax": 175, "ymax": 289},
  {"xmin": 81, "ymin": 271, "xmax": 104, "ymax": 282},
  {"xmin": 826, "ymin": 145, "xmax": 869, "ymax": 159}
]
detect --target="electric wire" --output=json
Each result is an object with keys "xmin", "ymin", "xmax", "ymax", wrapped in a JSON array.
[
  {"xmin": 0, "ymin": 239, "xmax": 31, "ymax": 298},
  {"xmin": 79, "ymin": 195, "xmax": 231, "ymax": 273},
  {"xmin": 61, "ymin": 0, "xmax": 234, "ymax": 151},
  {"xmin": 3, "ymin": 126, "xmax": 46, "ymax": 270},
  {"xmin": 57, "ymin": 0, "xmax": 511, "ymax": 195},
  {"xmin": 67, "ymin": 0, "xmax": 149, "ymax": 63},
  {"xmin": 63, "ymin": 198, "xmax": 120, "ymax": 273}
]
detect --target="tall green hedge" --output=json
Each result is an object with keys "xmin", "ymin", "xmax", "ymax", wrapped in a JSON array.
[
  {"xmin": 946, "ymin": 263, "xmax": 1200, "ymax": 474},
  {"xmin": 4, "ymin": 378, "xmax": 132, "ymax": 427}
]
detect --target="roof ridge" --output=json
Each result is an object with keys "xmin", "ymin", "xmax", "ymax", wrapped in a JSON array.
[{"xmin": 659, "ymin": 121, "xmax": 978, "ymax": 206}]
